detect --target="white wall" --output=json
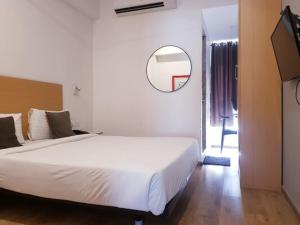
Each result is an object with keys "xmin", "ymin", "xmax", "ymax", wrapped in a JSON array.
[
  {"xmin": 93, "ymin": 0, "xmax": 237, "ymax": 145},
  {"xmin": 62, "ymin": 0, "xmax": 100, "ymax": 20},
  {"xmin": 282, "ymin": 0, "xmax": 300, "ymax": 213},
  {"xmin": 0, "ymin": 0, "xmax": 93, "ymax": 131},
  {"xmin": 93, "ymin": 0, "xmax": 205, "ymax": 144},
  {"xmin": 202, "ymin": 4, "xmax": 238, "ymax": 42}
]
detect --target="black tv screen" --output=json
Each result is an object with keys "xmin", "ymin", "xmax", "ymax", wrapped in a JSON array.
[{"xmin": 271, "ymin": 6, "xmax": 300, "ymax": 81}]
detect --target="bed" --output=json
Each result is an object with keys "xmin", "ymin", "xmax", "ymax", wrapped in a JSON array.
[
  {"xmin": 0, "ymin": 134, "xmax": 199, "ymax": 216},
  {"xmin": 0, "ymin": 76, "xmax": 200, "ymax": 224}
]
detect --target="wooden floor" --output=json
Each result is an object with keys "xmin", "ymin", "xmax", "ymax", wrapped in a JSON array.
[{"xmin": 0, "ymin": 165, "xmax": 299, "ymax": 225}]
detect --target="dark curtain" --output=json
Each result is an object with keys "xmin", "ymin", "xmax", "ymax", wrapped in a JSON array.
[{"xmin": 210, "ymin": 42, "xmax": 238, "ymax": 126}]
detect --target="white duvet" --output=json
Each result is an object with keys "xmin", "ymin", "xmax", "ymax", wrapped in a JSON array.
[{"xmin": 0, "ymin": 134, "xmax": 200, "ymax": 215}]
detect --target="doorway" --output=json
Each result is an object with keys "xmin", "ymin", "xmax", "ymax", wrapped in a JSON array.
[
  {"xmin": 201, "ymin": 4, "xmax": 239, "ymax": 169},
  {"xmin": 201, "ymin": 33, "xmax": 207, "ymax": 153}
]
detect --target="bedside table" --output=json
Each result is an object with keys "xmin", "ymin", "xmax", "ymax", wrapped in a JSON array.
[
  {"xmin": 73, "ymin": 130, "xmax": 89, "ymax": 135},
  {"xmin": 73, "ymin": 130, "xmax": 103, "ymax": 135}
]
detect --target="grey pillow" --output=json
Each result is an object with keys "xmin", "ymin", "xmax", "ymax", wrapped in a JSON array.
[
  {"xmin": 46, "ymin": 111, "xmax": 75, "ymax": 139},
  {"xmin": 0, "ymin": 117, "xmax": 22, "ymax": 149}
]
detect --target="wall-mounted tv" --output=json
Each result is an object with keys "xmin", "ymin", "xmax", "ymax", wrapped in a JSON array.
[{"xmin": 271, "ymin": 6, "xmax": 300, "ymax": 81}]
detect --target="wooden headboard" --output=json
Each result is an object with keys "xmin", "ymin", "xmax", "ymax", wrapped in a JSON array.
[{"xmin": 0, "ymin": 76, "xmax": 63, "ymax": 138}]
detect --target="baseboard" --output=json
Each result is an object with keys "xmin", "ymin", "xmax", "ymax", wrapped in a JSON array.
[{"xmin": 282, "ymin": 187, "xmax": 300, "ymax": 219}]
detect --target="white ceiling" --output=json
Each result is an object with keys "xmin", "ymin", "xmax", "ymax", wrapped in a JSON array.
[
  {"xmin": 202, "ymin": 4, "xmax": 238, "ymax": 42},
  {"xmin": 62, "ymin": 0, "xmax": 100, "ymax": 20}
]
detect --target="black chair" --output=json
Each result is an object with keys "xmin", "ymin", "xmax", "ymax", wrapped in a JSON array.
[{"xmin": 220, "ymin": 114, "xmax": 238, "ymax": 153}]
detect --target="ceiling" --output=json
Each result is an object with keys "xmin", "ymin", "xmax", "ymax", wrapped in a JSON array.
[
  {"xmin": 62, "ymin": 0, "xmax": 100, "ymax": 20},
  {"xmin": 202, "ymin": 4, "xmax": 238, "ymax": 42}
]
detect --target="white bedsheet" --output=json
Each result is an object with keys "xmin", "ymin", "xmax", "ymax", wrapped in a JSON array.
[{"xmin": 0, "ymin": 134, "xmax": 200, "ymax": 215}]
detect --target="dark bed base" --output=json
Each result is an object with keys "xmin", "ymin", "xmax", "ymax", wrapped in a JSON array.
[
  {"xmin": 0, "ymin": 188, "xmax": 182, "ymax": 225},
  {"xmin": 0, "ymin": 189, "xmax": 181, "ymax": 225},
  {"xmin": 0, "ymin": 172, "xmax": 195, "ymax": 225}
]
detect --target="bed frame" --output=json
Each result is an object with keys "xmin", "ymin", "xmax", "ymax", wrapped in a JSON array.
[
  {"xmin": 0, "ymin": 175, "xmax": 194, "ymax": 225},
  {"xmin": 0, "ymin": 75, "xmax": 195, "ymax": 225},
  {"xmin": 0, "ymin": 174, "xmax": 194, "ymax": 225}
]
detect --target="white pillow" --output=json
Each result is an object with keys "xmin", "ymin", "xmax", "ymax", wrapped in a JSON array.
[
  {"xmin": 28, "ymin": 108, "xmax": 66, "ymax": 140},
  {"xmin": 0, "ymin": 113, "xmax": 25, "ymax": 144}
]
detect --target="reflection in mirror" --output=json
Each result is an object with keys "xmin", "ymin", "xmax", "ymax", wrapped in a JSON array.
[{"xmin": 147, "ymin": 46, "xmax": 192, "ymax": 92}]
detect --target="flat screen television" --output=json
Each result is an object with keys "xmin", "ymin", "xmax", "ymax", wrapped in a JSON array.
[{"xmin": 271, "ymin": 6, "xmax": 300, "ymax": 81}]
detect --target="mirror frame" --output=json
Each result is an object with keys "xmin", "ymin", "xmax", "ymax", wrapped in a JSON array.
[{"xmin": 146, "ymin": 45, "xmax": 192, "ymax": 93}]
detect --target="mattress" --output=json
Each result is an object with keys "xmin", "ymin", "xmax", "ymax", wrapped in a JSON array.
[{"xmin": 0, "ymin": 134, "xmax": 200, "ymax": 215}]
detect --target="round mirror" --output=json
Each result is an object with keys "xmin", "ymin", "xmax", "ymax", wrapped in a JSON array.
[{"xmin": 146, "ymin": 46, "xmax": 192, "ymax": 92}]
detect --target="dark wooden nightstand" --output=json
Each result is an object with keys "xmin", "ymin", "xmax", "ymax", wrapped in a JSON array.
[
  {"xmin": 73, "ymin": 130, "xmax": 103, "ymax": 135},
  {"xmin": 73, "ymin": 130, "xmax": 89, "ymax": 135}
]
